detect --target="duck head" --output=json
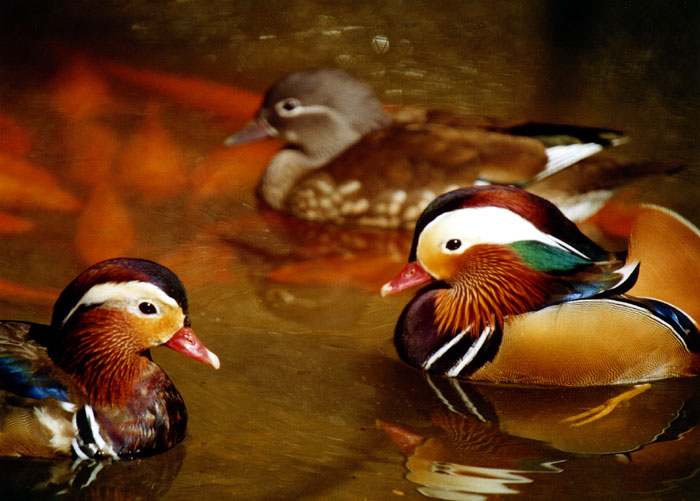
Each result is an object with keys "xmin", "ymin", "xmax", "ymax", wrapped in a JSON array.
[
  {"xmin": 225, "ymin": 68, "xmax": 391, "ymax": 160},
  {"xmin": 48, "ymin": 258, "xmax": 219, "ymax": 407},
  {"xmin": 382, "ymin": 186, "xmax": 636, "ymax": 337}
]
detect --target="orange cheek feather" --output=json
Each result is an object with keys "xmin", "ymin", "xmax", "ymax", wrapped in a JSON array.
[{"xmin": 433, "ymin": 244, "xmax": 554, "ymax": 336}]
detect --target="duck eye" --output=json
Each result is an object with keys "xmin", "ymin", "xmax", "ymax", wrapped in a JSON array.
[
  {"xmin": 139, "ymin": 301, "xmax": 158, "ymax": 315},
  {"xmin": 282, "ymin": 99, "xmax": 298, "ymax": 111},
  {"xmin": 276, "ymin": 98, "xmax": 301, "ymax": 115},
  {"xmin": 445, "ymin": 239, "xmax": 462, "ymax": 251}
]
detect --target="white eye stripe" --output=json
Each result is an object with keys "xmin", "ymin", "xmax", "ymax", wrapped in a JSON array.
[
  {"xmin": 62, "ymin": 281, "xmax": 178, "ymax": 327},
  {"xmin": 274, "ymin": 101, "xmax": 339, "ymax": 119},
  {"xmin": 419, "ymin": 207, "xmax": 591, "ymax": 261}
]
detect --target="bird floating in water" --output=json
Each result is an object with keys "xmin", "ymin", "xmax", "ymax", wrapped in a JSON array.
[
  {"xmin": 382, "ymin": 185, "xmax": 700, "ymax": 385},
  {"xmin": 0, "ymin": 258, "xmax": 219, "ymax": 459},
  {"xmin": 224, "ymin": 68, "xmax": 675, "ymax": 229}
]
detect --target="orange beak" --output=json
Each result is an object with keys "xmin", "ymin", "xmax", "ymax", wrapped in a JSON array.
[
  {"xmin": 165, "ymin": 327, "xmax": 220, "ymax": 369},
  {"xmin": 380, "ymin": 261, "xmax": 434, "ymax": 297}
]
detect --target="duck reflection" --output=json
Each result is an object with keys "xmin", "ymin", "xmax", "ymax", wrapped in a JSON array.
[
  {"xmin": 214, "ymin": 209, "xmax": 412, "ymax": 291},
  {"xmin": 378, "ymin": 371, "xmax": 700, "ymax": 499},
  {"xmin": 0, "ymin": 443, "xmax": 185, "ymax": 500},
  {"xmin": 212, "ymin": 211, "xmax": 412, "ymax": 329}
]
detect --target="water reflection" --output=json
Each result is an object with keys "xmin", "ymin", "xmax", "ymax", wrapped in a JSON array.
[
  {"xmin": 0, "ymin": 1, "xmax": 697, "ymax": 499},
  {"xmin": 376, "ymin": 369, "xmax": 700, "ymax": 499},
  {"xmin": 216, "ymin": 211, "xmax": 412, "ymax": 289},
  {"xmin": 0, "ymin": 443, "xmax": 184, "ymax": 500}
]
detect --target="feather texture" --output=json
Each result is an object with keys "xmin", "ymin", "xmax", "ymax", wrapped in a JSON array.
[
  {"xmin": 627, "ymin": 205, "xmax": 700, "ymax": 324},
  {"xmin": 0, "ymin": 258, "xmax": 217, "ymax": 459},
  {"xmin": 223, "ymin": 68, "xmax": 664, "ymax": 229},
  {"xmin": 434, "ymin": 244, "xmax": 554, "ymax": 336},
  {"xmin": 386, "ymin": 186, "xmax": 700, "ymax": 385}
]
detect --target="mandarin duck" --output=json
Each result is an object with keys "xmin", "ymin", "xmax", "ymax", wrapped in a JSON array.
[
  {"xmin": 0, "ymin": 258, "xmax": 219, "ymax": 459},
  {"xmin": 224, "ymin": 67, "xmax": 673, "ymax": 229},
  {"xmin": 381, "ymin": 185, "xmax": 700, "ymax": 385}
]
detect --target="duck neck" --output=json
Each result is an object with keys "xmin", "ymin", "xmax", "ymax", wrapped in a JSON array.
[
  {"xmin": 94, "ymin": 365, "xmax": 187, "ymax": 457},
  {"xmin": 260, "ymin": 107, "xmax": 389, "ymax": 209},
  {"xmin": 259, "ymin": 150, "xmax": 324, "ymax": 210},
  {"xmin": 433, "ymin": 245, "xmax": 554, "ymax": 337},
  {"xmin": 52, "ymin": 309, "xmax": 152, "ymax": 408}
]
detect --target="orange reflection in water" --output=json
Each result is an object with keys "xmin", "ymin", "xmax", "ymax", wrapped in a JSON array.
[
  {"xmin": 74, "ymin": 183, "xmax": 136, "ymax": 265},
  {"xmin": 93, "ymin": 54, "xmax": 263, "ymax": 119},
  {"xmin": 117, "ymin": 102, "xmax": 189, "ymax": 202},
  {"xmin": 191, "ymin": 140, "xmax": 282, "ymax": 199},
  {"xmin": 0, "ymin": 152, "xmax": 81, "ymax": 213},
  {"xmin": 49, "ymin": 56, "xmax": 120, "ymax": 121},
  {"xmin": 0, "ymin": 212, "xmax": 33, "ymax": 234},
  {"xmin": 0, "ymin": 49, "xmax": 650, "ymax": 299},
  {"xmin": 0, "ymin": 49, "xmax": 288, "ymax": 306},
  {"xmin": 0, "ymin": 111, "xmax": 32, "ymax": 156},
  {"xmin": 63, "ymin": 121, "xmax": 120, "ymax": 186}
]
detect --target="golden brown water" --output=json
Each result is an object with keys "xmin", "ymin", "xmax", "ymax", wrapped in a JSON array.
[{"xmin": 0, "ymin": 1, "xmax": 700, "ymax": 499}]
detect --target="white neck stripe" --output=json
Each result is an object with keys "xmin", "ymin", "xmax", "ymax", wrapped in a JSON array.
[
  {"xmin": 446, "ymin": 325, "xmax": 493, "ymax": 377},
  {"xmin": 423, "ymin": 329, "xmax": 468, "ymax": 371}
]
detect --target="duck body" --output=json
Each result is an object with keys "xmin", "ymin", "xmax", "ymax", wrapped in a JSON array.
[
  {"xmin": 382, "ymin": 186, "xmax": 700, "ymax": 386},
  {"xmin": 0, "ymin": 258, "xmax": 219, "ymax": 459},
  {"xmin": 224, "ymin": 68, "xmax": 663, "ymax": 229}
]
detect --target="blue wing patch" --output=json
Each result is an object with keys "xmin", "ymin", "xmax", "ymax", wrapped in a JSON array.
[
  {"xmin": 0, "ymin": 322, "xmax": 70, "ymax": 402},
  {"xmin": 0, "ymin": 355, "xmax": 69, "ymax": 401}
]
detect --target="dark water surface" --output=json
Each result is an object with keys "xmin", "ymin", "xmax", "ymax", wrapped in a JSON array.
[{"xmin": 0, "ymin": 1, "xmax": 699, "ymax": 499}]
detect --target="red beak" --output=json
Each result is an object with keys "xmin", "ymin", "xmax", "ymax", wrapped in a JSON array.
[
  {"xmin": 165, "ymin": 327, "xmax": 220, "ymax": 369},
  {"xmin": 380, "ymin": 261, "xmax": 434, "ymax": 297}
]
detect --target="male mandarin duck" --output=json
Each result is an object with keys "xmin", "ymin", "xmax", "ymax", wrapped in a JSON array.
[
  {"xmin": 224, "ymin": 67, "xmax": 672, "ymax": 229},
  {"xmin": 0, "ymin": 258, "xmax": 219, "ymax": 459},
  {"xmin": 381, "ymin": 185, "xmax": 700, "ymax": 385}
]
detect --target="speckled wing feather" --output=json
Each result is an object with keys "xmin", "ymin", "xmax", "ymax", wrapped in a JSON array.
[{"xmin": 286, "ymin": 122, "xmax": 548, "ymax": 229}]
